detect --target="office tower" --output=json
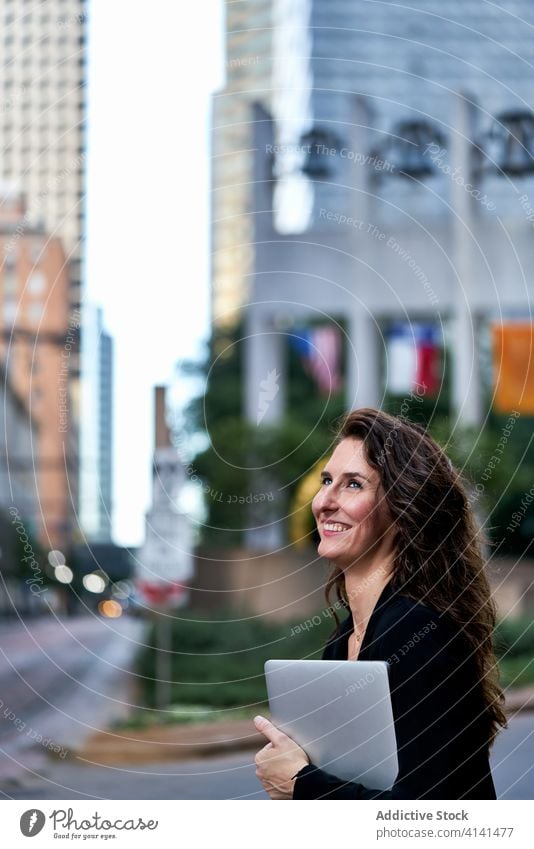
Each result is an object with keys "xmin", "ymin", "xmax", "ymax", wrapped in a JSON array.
[
  {"xmin": 79, "ymin": 304, "xmax": 113, "ymax": 542},
  {"xmin": 212, "ymin": 0, "xmax": 534, "ymax": 330},
  {"xmin": 0, "ymin": 189, "xmax": 76, "ymax": 550},
  {"xmin": 243, "ymin": 0, "xmax": 534, "ymax": 440},
  {"xmin": 98, "ymin": 324, "xmax": 112, "ymax": 538},
  {"xmin": 211, "ymin": 0, "xmax": 274, "ymax": 331},
  {"xmin": 0, "ymin": 360, "xmax": 36, "ymax": 528},
  {"xmin": 0, "ymin": 361, "xmax": 38, "ymax": 615},
  {"xmin": 0, "ymin": 0, "xmax": 88, "ymax": 381}
]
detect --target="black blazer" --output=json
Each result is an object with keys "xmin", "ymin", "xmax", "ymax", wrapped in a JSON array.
[{"xmin": 293, "ymin": 579, "xmax": 497, "ymax": 799}]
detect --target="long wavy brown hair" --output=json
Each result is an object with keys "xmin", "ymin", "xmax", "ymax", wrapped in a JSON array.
[{"xmin": 324, "ymin": 407, "xmax": 507, "ymax": 746}]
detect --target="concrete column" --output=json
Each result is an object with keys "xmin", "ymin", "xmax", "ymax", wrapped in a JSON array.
[
  {"xmin": 244, "ymin": 103, "xmax": 288, "ymax": 552},
  {"xmin": 345, "ymin": 97, "xmax": 381, "ymax": 411},
  {"xmin": 347, "ymin": 95, "xmax": 373, "ymax": 222},
  {"xmin": 244, "ymin": 311, "xmax": 286, "ymax": 425},
  {"xmin": 346, "ymin": 308, "xmax": 381, "ymax": 410},
  {"xmin": 450, "ymin": 92, "xmax": 482, "ymax": 426},
  {"xmin": 243, "ymin": 310, "xmax": 286, "ymax": 552}
]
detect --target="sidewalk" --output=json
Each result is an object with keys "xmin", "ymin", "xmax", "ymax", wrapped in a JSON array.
[
  {"xmin": 74, "ymin": 718, "xmax": 264, "ymax": 766},
  {"xmin": 71, "ymin": 686, "xmax": 534, "ymax": 767},
  {"xmin": 502, "ymin": 686, "xmax": 534, "ymax": 715}
]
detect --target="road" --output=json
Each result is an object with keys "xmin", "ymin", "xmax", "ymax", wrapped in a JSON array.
[
  {"xmin": 2, "ymin": 715, "xmax": 532, "ymax": 800},
  {"xmin": 0, "ymin": 614, "xmax": 146, "ymax": 785},
  {"xmin": 491, "ymin": 712, "xmax": 534, "ymax": 799},
  {"xmin": 1, "ymin": 615, "xmax": 532, "ymax": 800}
]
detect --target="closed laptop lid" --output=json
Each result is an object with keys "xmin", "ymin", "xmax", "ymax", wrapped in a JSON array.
[{"xmin": 265, "ymin": 658, "xmax": 399, "ymax": 789}]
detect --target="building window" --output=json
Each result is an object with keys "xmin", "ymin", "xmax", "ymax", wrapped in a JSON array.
[
  {"xmin": 4, "ymin": 250, "xmax": 17, "ymax": 268},
  {"xmin": 3, "ymin": 268, "xmax": 17, "ymax": 296},
  {"xmin": 27, "ymin": 270, "xmax": 46, "ymax": 292},
  {"xmin": 29, "ymin": 240, "xmax": 45, "ymax": 264},
  {"xmin": 3, "ymin": 300, "xmax": 18, "ymax": 324},
  {"xmin": 27, "ymin": 302, "xmax": 44, "ymax": 323}
]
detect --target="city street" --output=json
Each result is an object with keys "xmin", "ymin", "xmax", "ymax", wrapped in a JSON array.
[
  {"xmin": 1, "ymin": 615, "xmax": 532, "ymax": 800},
  {"xmin": 1, "ymin": 0, "xmax": 534, "ymax": 828},
  {"xmin": 0, "ymin": 614, "xmax": 146, "ymax": 785},
  {"xmin": 1, "ymin": 711, "xmax": 532, "ymax": 800}
]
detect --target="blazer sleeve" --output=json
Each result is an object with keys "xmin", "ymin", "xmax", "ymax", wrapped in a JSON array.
[{"xmin": 293, "ymin": 607, "xmax": 488, "ymax": 800}]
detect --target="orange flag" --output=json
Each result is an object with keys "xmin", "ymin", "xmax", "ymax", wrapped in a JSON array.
[{"xmin": 492, "ymin": 323, "xmax": 534, "ymax": 413}]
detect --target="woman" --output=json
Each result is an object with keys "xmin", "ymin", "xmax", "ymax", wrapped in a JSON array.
[{"xmin": 254, "ymin": 408, "xmax": 506, "ymax": 800}]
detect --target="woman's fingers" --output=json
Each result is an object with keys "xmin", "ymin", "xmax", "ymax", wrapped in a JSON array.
[
  {"xmin": 254, "ymin": 741, "xmax": 274, "ymax": 764},
  {"xmin": 254, "ymin": 715, "xmax": 288, "ymax": 746}
]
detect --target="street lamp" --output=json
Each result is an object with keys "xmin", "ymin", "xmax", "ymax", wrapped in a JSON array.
[
  {"xmin": 54, "ymin": 564, "xmax": 73, "ymax": 584},
  {"xmin": 82, "ymin": 573, "xmax": 106, "ymax": 593}
]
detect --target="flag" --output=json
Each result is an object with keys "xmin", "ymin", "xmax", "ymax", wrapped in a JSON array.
[
  {"xmin": 492, "ymin": 322, "xmax": 534, "ymax": 413},
  {"xmin": 387, "ymin": 323, "xmax": 441, "ymax": 396},
  {"xmin": 291, "ymin": 325, "xmax": 342, "ymax": 394}
]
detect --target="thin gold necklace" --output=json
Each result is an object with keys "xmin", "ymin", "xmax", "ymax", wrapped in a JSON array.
[
  {"xmin": 348, "ymin": 629, "xmax": 365, "ymax": 659},
  {"xmin": 351, "ymin": 624, "xmax": 366, "ymax": 643}
]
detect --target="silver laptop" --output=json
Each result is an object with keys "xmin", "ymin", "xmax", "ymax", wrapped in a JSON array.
[{"xmin": 265, "ymin": 659, "xmax": 399, "ymax": 790}]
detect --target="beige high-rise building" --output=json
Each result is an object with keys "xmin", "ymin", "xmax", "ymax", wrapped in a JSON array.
[
  {"xmin": 211, "ymin": 0, "xmax": 274, "ymax": 332},
  {"xmin": 0, "ymin": 0, "xmax": 87, "ymax": 370},
  {"xmin": 211, "ymin": 0, "xmax": 312, "ymax": 334}
]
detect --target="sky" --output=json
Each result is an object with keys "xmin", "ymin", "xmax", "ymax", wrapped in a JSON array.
[{"xmin": 85, "ymin": 1, "xmax": 224, "ymax": 546}]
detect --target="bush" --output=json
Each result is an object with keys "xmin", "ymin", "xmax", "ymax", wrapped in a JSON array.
[
  {"xmin": 498, "ymin": 656, "xmax": 534, "ymax": 690},
  {"xmin": 135, "ymin": 611, "xmax": 534, "ymax": 721},
  {"xmin": 494, "ymin": 617, "xmax": 534, "ymax": 660},
  {"xmin": 137, "ymin": 609, "xmax": 336, "ymax": 710}
]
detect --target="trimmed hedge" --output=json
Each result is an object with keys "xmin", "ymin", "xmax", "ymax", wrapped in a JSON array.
[
  {"xmin": 135, "ymin": 611, "xmax": 534, "ymax": 715},
  {"xmin": 136, "ymin": 609, "xmax": 336, "ymax": 710}
]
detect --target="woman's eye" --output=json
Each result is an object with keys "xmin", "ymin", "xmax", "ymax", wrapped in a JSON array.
[{"xmin": 320, "ymin": 477, "xmax": 361, "ymax": 489}]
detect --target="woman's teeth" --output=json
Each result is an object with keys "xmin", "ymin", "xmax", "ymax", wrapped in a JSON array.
[{"xmin": 324, "ymin": 523, "xmax": 350, "ymax": 532}]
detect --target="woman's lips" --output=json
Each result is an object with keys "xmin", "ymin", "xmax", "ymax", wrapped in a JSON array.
[{"xmin": 321, "ymin": 523, "xmax": 351, "ymax": 536}]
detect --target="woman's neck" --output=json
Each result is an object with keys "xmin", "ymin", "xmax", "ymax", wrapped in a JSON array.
[{"xmin": 344, "ymin": 562, "xmax": 393, "ymax": 635}]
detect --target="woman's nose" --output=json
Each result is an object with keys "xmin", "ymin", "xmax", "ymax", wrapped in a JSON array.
[{"xmin": 314, "ymin": 484, "xmax": 338, "ymax": 513}]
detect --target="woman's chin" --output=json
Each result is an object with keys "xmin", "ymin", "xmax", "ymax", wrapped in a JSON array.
[{"xmin": 317, "ymin": 537, "xmax": 345, "ymax": 562}]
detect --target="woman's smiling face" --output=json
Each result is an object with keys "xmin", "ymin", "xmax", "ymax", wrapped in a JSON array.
[{"xmin": 311, "ymin": 438, "xmax": 396, "ymax": 569}]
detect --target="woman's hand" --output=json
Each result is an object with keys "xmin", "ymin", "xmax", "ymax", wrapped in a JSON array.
[{"xmin": 254, "ymin": 715, "xmax": 309, "ymax": 800}]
